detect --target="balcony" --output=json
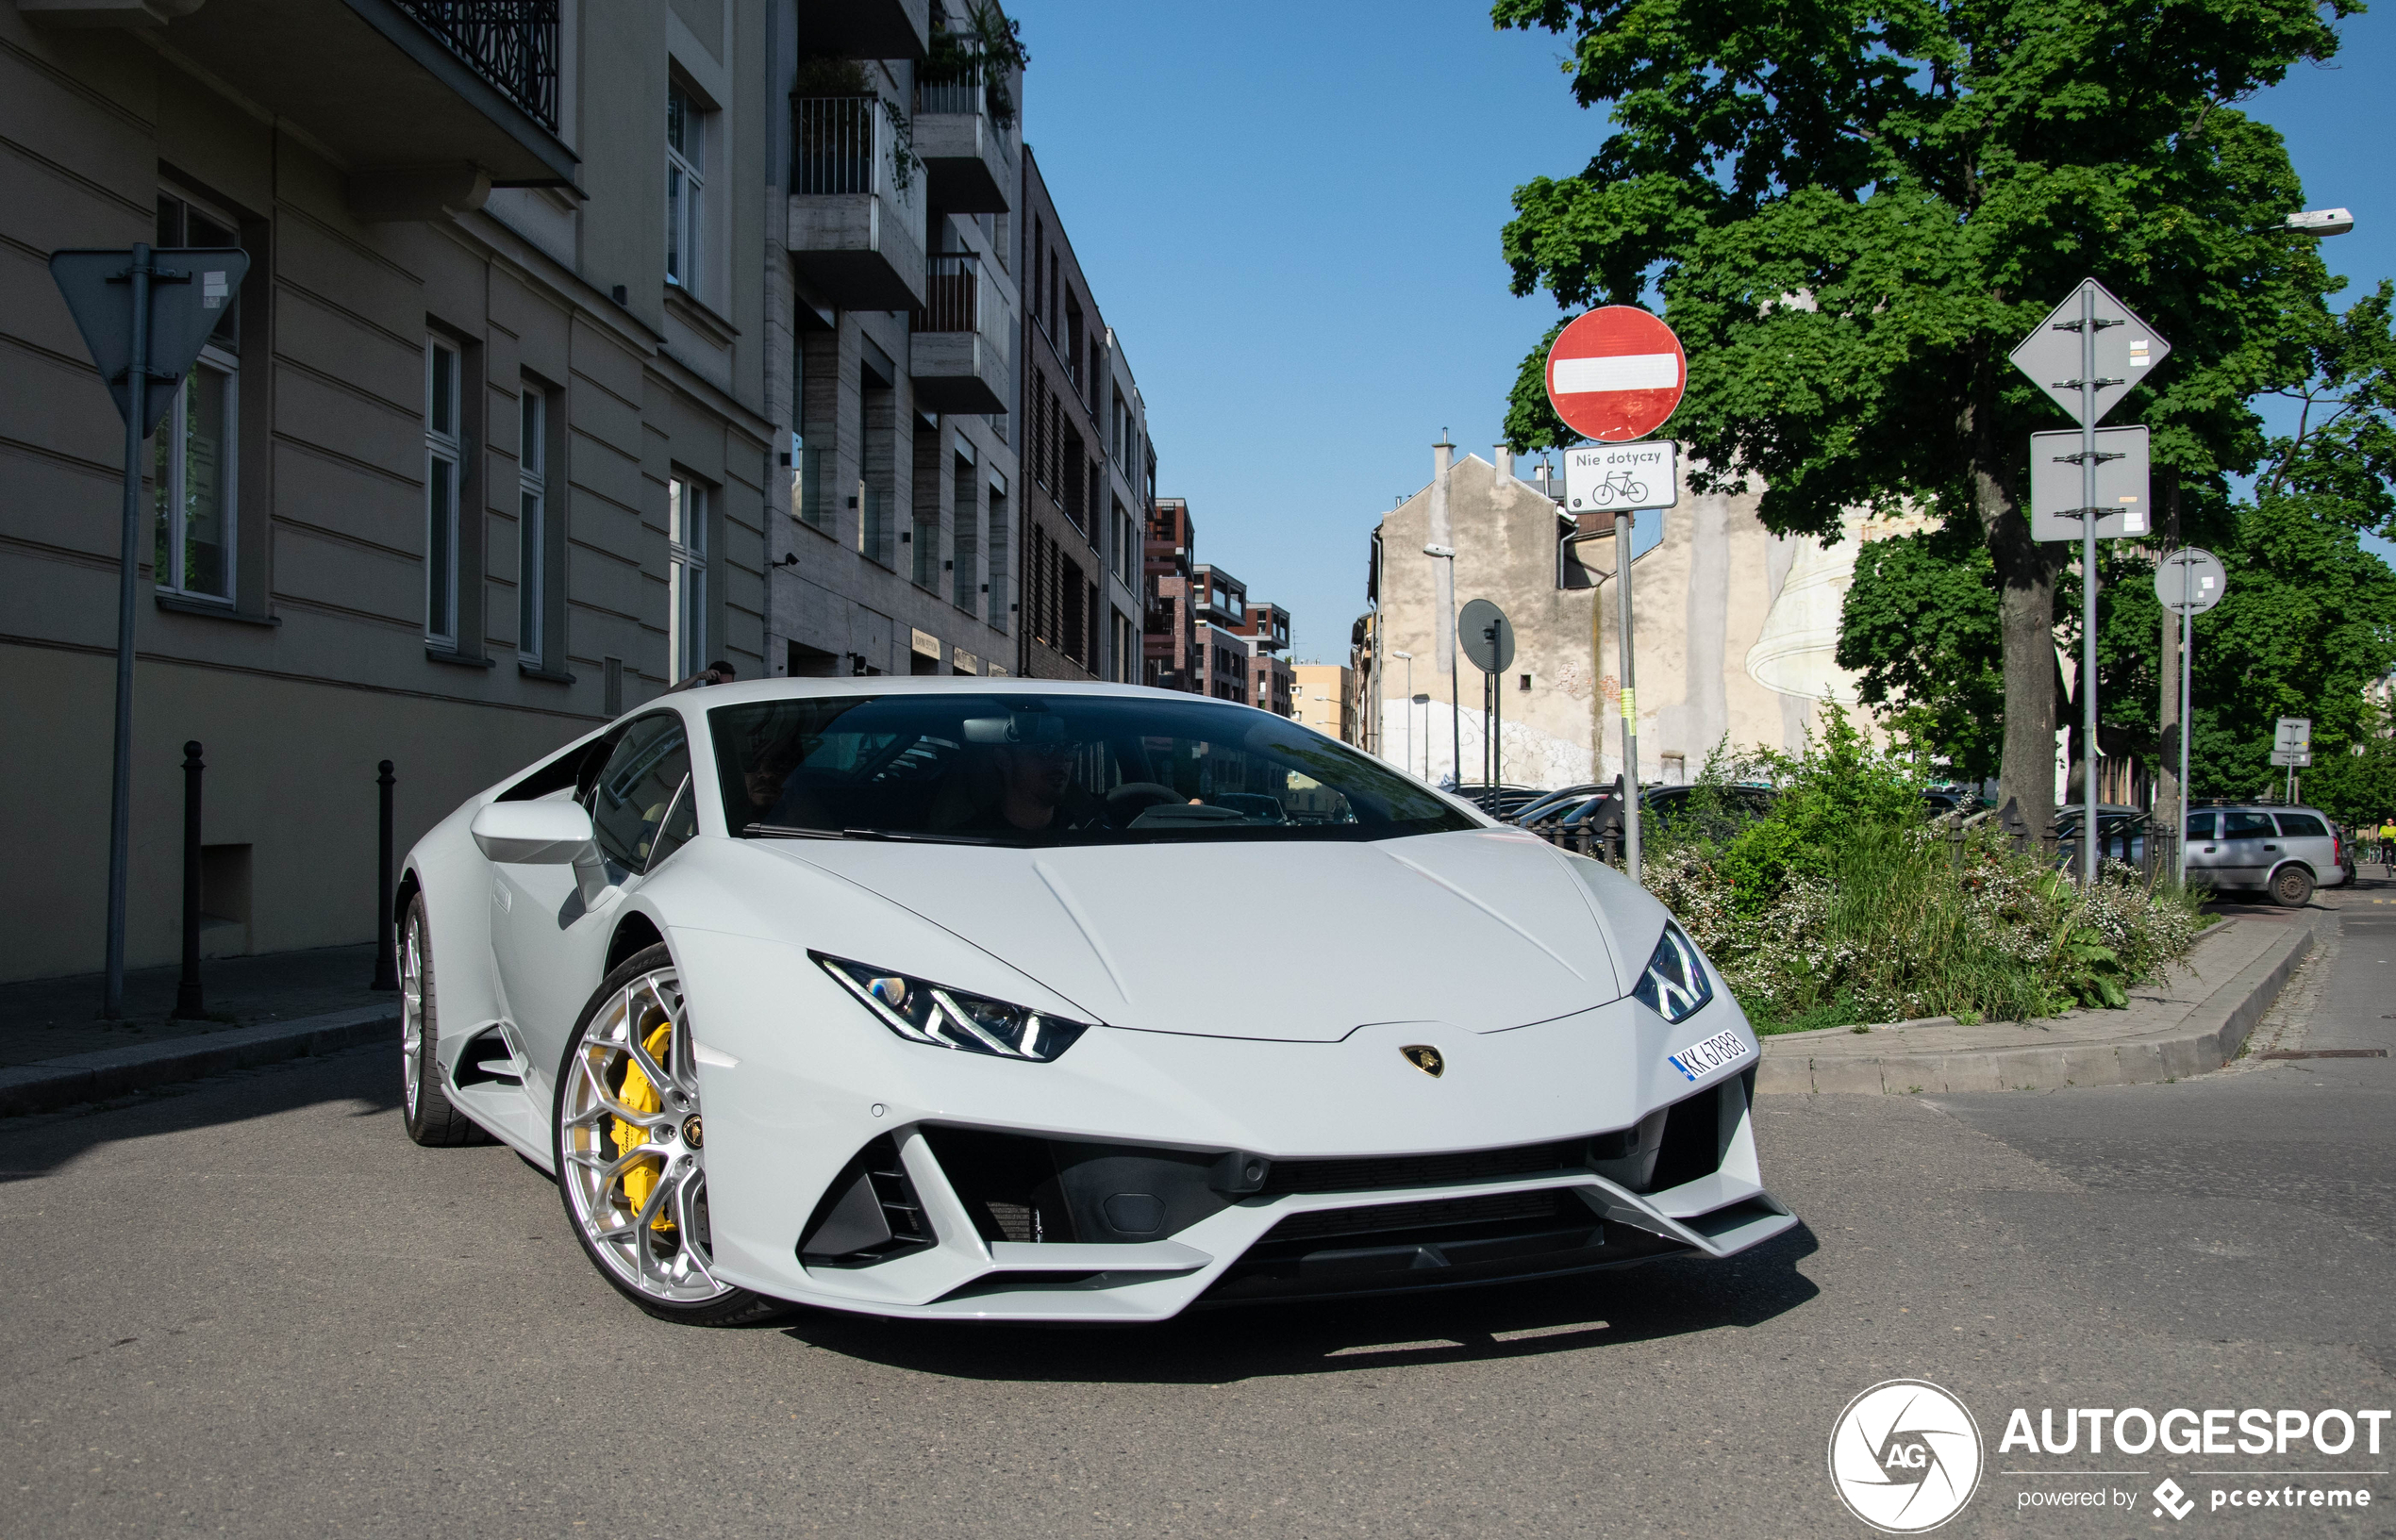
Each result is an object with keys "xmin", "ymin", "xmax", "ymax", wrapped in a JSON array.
[
  {"xmin": 907, "ymin": 254, "xmax": 1008, "ymax": 414},
  {"xmin": 46, "ymin": 0, "xmax": 576, "ymax": 196},
  {"xmin": 806, "ymin": 0, "xmax": 929, "ymax": 61},
  {"xmin": 790, "ymin": 95, "xmax": 927, "ymax": 311},
  {"xmin": 912, "ymin": 62, "xmax": 1011, "ymax": 212}
]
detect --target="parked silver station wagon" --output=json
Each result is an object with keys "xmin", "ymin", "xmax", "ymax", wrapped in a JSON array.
[{"xmin": 2184, "ymin": 804, "xmax": 2347, "ymax": 907}]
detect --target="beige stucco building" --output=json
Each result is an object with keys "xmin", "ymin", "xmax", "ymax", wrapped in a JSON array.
[
  {"xmin": 1360, "ymin": 444, "xmax": 1900, "ymax": 789},
  {"xmin": 1292, "ymin": 662, "xmax": 1354, "ymax": 743},
  {"xmin": 3, "ymin": 0, "xmax": 773, "ymax": 982}
]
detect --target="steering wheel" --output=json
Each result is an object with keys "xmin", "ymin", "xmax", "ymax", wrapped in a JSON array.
[{"xmin": 1105, "ymin": 782, "xmax": 1182, "ymax": 827}]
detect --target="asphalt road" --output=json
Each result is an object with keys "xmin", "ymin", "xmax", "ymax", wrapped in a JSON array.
[{"xmin": 5, "ymin": 889, "xmax": 2390, "ymax": 1538}]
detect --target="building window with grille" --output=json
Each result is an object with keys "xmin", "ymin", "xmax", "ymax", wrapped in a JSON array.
[
  {"xmin": 667, "ymin": 83, "xmax": 707, "ymax": 296},
  {"xmin": 518, "ymin": 385, "xmax": 548, "ymax": 665},
  {"xmin": 669, "ymin": 475, "xmax": 707, "ymax": 680},
  {"xmin": 424, "ymin": 338, "xmax": 462, "ymax": 646},
  {"xmin": 152, "ymin": 190, "xmax": 241, "ymax": 604}
]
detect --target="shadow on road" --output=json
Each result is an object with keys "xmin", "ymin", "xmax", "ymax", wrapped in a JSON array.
[
  {"xmin": 0, "ymin": 1042, "xmax": 402, "ymax": 1183},
  {"xmin": 777, "ymin": 1223, "xmax": 1821, "ymax": 1383}
]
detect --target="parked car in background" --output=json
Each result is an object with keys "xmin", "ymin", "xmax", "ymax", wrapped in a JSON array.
[
  {"xmin": 1510, "ymin": 783, "xmax": 1612, "ymax": 827},
  {"xmin": 2183, "ymin": 804, "xmax": 2347, "ymax": 907},
  {"xmin": 2052, "ymin": 803, "xmax": 2150, "ymax": 869}
]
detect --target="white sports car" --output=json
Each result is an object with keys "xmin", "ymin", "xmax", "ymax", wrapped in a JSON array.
[{"xmin": 397, "ymin": 678, "xmax": 1796, "ymax": 1325}]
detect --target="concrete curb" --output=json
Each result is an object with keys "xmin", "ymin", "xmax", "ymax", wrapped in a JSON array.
[
  {"xmin": 0, "ymin": 1003, "xmax": 397, "ymax": 1118},
  {"xmin": 1755, "ymin": 919, "xmax": 2315, "ymax": 1095}
]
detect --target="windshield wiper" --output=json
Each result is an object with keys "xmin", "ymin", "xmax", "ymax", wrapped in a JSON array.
[{"xmin": 742, "ymin": 823, "xmax": 1001, "ymax": 846}]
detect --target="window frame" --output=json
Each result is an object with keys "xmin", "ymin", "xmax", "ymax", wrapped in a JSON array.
[
  {"xmin": 666, "ymin": 82, "xmax": 707, "ymax": 296},
  {"xmin": 153, "ymin": 341, "xmax": 241, "ymax": 604},
  {"xmin": 518, "ymin": 384, "xmax": 548, "ymax": 665},
  {"xmin": 668, "ymin": 473, "xmax": 708, "ymax": 680},
  {"xmin": 424, "ymin": 337, "xmax": 464, "ymax": 647}
]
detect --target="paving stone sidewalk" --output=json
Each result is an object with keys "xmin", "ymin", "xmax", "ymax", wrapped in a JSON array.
[
  {"xmin": 0, "ymin": 944, "xmax": 391, "ymax": 1069},
  {"xmin": 1756, "ymin": 912, "xmax": 2321, "ymax": 1095}
]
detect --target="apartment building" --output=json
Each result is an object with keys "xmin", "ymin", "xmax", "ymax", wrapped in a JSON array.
[
  {"xmin": 764, "ymin": 0, "xmax": 1023, "ymax": 682},
  {"xmin": 1143, "ymin": 496, "xmax": 1199, "ymax": 690},
  {"xmin": 3, "ymin": 0, "xmax": 770, "ymax": 981},
  {"xmin": 1017, "ymin": 146, "xmax": 1149, "ymax": 681},
  {"xmin": 1189, "ymin": 565, "xmax": 1253, "ymax": 704},
  {"xmin": 1292, "ymin": 663, "xmax": 1356, "ymax": 742}
]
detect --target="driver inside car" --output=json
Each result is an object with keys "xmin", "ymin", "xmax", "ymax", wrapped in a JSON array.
[{"xmin": 932, "ymin": 707, "xmax": 1107, "ymax": 834}]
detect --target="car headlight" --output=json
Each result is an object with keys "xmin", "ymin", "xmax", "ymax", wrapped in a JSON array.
[
  {"xmin": 816, "ymin": 954, "xmax": 1091, "ymax": 1062},
  {"xmin": 1631, "ymin": 921, "xmax": 1715, "ymax": 1023}
]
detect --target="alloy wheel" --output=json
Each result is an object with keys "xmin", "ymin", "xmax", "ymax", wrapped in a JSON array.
[
  {"xmin": 399, "ymin": 911, "xmax": 425, "ymax": 1119},
  {"xmin": 557, "ymin": 968, "xmax": 729, "ymax": 1305}
]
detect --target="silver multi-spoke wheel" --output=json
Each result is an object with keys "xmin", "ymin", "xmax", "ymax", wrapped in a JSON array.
[
  {"xmin": 399, "ymin": 912, "xmax": 425, "ymax": 1121},
  {"xmin": 558, "ymin": 966, "xmax": 728, "ymax": 1306}
]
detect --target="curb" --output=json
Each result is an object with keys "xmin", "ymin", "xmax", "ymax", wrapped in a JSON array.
[
  {"xmin": 1755, "ymin": 919, "xmax": 2316, "ymax": 1095},
  {"xmin": 0, "ymin": 1003, "xmax": 397, "ymax": 1118}
]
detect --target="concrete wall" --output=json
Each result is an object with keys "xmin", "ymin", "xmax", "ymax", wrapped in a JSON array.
[{"xmin": 1370, "ymin": 452, "xmax": 1863, "ymax": 790}]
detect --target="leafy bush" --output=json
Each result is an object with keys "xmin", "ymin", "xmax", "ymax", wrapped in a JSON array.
[{"xmin": 1641, "ymin": 709, "xmax": 2207, "ymax": 1032}]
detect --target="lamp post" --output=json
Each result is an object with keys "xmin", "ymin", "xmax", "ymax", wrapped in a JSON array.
[
  {"xmin": 1390, "ymin": 650, "xmax": 1414, "ymax": 779},
  {"xmin": 1424, "ymin": 544, "xmax": 1457, "ymax": 788}
]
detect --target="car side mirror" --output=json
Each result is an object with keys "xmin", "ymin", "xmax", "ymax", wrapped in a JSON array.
[{"xmin": 472, "ymin": 800, "xmax": 598, "ymax": 866}]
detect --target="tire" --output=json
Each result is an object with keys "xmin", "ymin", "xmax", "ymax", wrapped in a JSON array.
[
  {"xmin": 552, "ymin": 944, "xmax": 790, "ymax": 1327},
  {"xmin": 400, "ymin": 894, "xmax": 492, "ymax": 1148},
  {"xmin": 2270, "ymin": 865, "xmax": 2316, "ymax": 909}
]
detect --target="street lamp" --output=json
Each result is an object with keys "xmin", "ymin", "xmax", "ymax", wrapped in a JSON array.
[
  {"xmin": 1389, "ymin": 649, "xmax": 1414, "ymax": 779},
  {"xmin": 1423, "ymin": 544, "xmax": 1459, "ymax": 789},
  {"xmin": 2286, "ymin": 207, "xmax": 2355, "ymax": 237}
]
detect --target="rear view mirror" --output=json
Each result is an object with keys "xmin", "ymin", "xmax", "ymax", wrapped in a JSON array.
[{"xmin": 473, "ymin": 800, "xmax": 598, "ymax": 865}]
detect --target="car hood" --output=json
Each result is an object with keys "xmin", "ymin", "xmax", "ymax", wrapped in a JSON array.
[{"xmin": 754, "ymin": 828, "xmax": 1627, "ymax": 1042}]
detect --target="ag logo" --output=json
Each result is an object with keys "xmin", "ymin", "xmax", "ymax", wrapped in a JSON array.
[{"xmin": 1828, "ymin": 1380, "xmax": 1983, "ymax": 1533}]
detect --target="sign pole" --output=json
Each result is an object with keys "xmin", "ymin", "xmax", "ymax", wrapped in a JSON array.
[
  {"xmin": 2078, "ymin": 283, "xmax": 2101, "ymax": 885},
  {"xmin": 101, "ymin": 243, "xmax": 156, "ymax": 1020},
  {"xmin": 1618, "ymin": 508, "xmax": 1640, "ymax": 879},
  {"xmin": 2178, "ymin": 560, "xmax": 2193, "ymax": 884}
]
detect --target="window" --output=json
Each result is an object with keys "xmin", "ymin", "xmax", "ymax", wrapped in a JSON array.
[
  {"xmin": 518, "ymin": 386, "xmax": 547, "ymax": 664},
  {"xmin": 587, "ymin": 712, "xmax": 692, "ymax": 872},
  {"xmin": 424, "ymin": 339, "xmax": 462, "ymax": 646},
  {"xmin": 2185, "ymin": 811, "xmax": 2217, "ymax": 840},
  {"xmin": 2274, "ymin": 812, "xmax": 2328, "ymax": 838},
  {"xmin": 669, "ymin": 475, "xmax": 707, "ymax": 680},
  {"xmin": 152, "ymin": 191, "xmax": 241, "ymax": 604},
  {"xmin": 2223, "ymin": 810, "xmax": 2277, "ymax": 839},
  {"xmin": 667, "ymin": 83, "xmax": 707, "ymax": 294}
]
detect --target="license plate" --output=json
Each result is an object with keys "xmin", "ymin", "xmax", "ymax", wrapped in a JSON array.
[{"xmin": 1667, "ymin": 1029, "xmax": 1752, "ymax": 1083}]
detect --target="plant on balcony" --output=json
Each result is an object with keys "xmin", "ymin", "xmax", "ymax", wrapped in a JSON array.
[
  {"xmin": 792, "ymin": 54, "xmax": 922, "ymax": 192},
  {"xmin": 923, "ymin": 0, "xmax": 1028, "ymax": 130}
]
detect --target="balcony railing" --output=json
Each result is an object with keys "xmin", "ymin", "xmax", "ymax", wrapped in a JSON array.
[
  {"xmin": 911, "ymin": 253, "xmax": 979, "ymax": 334},
  {"xmin": 916, "ymin": 48, "xmax": 985, "ymax": 117},
  {"xmin": 793, "ymin": 95, "xmax": 882, "ymax": 196},
  {"xmin": 392, "ymin": 0, "xmax": 560, "ymax": 132}
]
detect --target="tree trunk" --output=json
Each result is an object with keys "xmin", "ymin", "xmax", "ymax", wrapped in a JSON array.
[{"xmin": 1965, "ymin": 380, "xmax": 2057, "ymax": 837}]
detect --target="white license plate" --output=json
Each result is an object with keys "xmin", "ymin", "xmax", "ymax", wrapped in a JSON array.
[{"xmin": 1666, "ymin": 1029, "xmax": 1752, "ymax": 1083}]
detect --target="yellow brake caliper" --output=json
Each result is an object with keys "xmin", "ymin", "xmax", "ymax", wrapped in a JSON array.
[{"xmin": 611, "ymin": 1020, "xmax": 678, "ymax": 1234}]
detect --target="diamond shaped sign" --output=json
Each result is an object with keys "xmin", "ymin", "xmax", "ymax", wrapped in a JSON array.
[{"xmin": 2007, "ymin": 278, "xmax": 2171, "ymax": 427}]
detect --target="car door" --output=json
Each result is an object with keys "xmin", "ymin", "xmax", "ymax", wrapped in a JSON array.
[
  {"xmin": 2183, "ymin": 811, "xmax": 2222, "ymax": 884},
  {"xmin": 2272, "ymin": 811, "xmax": 2336, "ymax": 883},
  {"xmin": 2218, "ymin": 809, "xmax": 2279, "ymax": 888},
  {"xmin": 491, "ymin": 711, "xmax": 695, "ymax": 1105}
]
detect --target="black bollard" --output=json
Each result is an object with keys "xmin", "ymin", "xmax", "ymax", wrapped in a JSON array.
[
  {"xmin": 371, "ymin": 760, "xmax": 399, "ymax": 991},
  {"xmin": 171, "ymin": 741, "xmax": 205, "ymax": 1019}
]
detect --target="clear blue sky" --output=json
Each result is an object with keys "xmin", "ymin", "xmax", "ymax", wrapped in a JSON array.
[{"xmin": 1014, "ymin": 1, "xmax": 2396, "ymax": 663}]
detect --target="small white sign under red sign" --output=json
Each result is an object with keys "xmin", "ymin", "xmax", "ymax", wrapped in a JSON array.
[{"xmin": 1543, "ymin": 306, "xmax": 1687, "ymax": 443}]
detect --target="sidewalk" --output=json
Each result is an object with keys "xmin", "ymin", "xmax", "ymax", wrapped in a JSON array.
[
  {"xmin": 1756, "ymin": 912, "xmax": 2319, "ymax": 1095},
  {"xmin": 0, "ymin": 945, "xmax": 397, "ymax": 1117}
]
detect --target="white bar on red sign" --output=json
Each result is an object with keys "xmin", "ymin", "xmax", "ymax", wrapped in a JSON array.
[{"xmin": 1553, "ymin": 353, "xmax": 1681, "ymax": 394}]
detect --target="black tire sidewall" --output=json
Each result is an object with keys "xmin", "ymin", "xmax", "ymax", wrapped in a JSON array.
[
  {"xmin": 2273, "ymin": 868, "xmax": 2314, "ymax": 908},
  {"xmin": 551, "ymin": 942, "xmax": 784, "ymax": 1326}
]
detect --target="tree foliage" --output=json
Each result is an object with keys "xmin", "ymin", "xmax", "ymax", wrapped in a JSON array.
[{"xmin": 1492, "ymin": 0, "xmax": 2353, "ymax": 826}]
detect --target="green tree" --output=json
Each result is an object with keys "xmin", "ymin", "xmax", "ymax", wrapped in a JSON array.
[{"xmin": 1494, "ymin": 0, "xmax": 2348, "ymax": 836}]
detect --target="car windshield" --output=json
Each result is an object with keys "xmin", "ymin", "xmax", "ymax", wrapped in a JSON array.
[{"xmin": 707, "ymin": 692, "xmax": 1478, "ymax": 847}]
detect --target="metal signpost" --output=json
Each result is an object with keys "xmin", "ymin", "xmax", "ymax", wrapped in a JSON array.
[
  {"xmin": 2009, "ymin": 278, "xmax": 2171, "ymax": 886},
  {"xmin": 1458, "ymin": 599, "xmax": 1516, "ymax": 805},
  {"xmin": 2272, "ymin": 717, "xmax": 2313, "ymax": 805},
  {"xmin": 1545, "ymin": 307, "xmax": 1688, "ymax": 886},
  {"xmin": 2153, "ymin": 547, "xmax": 2225, "ymax": 882},
  {"xmin": 50, "ymin": 242, "xmax": 251, "ymax": 1018}
]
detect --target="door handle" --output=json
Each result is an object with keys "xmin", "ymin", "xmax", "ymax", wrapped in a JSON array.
[{"xmin": 2263, "ymin": 844, "xmax": 2278, "ymax": 852}]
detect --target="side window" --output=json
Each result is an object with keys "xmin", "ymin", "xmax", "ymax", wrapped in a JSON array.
[
  {"xmin": 589, "ymin": 713, "xmax": 691, "ymax": 870},
  {"xmin": 646, "ymin": 778, "xmax": 699, "ymax": 869},
  {"xmin": 2184, "ymin": 812, "xmax": 2217, "ymax": 841},
  {"xmin": 2224, "ymin": 811, "xmax": 2277, "ymax": 839},
  {"xmin": 2275, "ymin": 812, "xmax": 2328, "ymax": 838}
]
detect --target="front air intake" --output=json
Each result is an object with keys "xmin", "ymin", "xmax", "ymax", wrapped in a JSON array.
[{"xmin": 797, "ymin": 1135, "xmax": 934, "ymax": 1267}]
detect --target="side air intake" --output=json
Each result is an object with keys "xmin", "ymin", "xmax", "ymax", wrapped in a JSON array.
[{"xmin": 797, "ymin": 1135, "xmax": 934, "ymax": 1267}]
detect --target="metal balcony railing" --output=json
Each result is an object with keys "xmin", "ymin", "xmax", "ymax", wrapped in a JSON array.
[
  {"xmin": 392, "ymin": 0, "xmax": 560, "ymax": 132},
  {"xmin": 792, "ymin": 95, "xmax": 881, "ymax": 196},
  {"xmin": 911, "ymin": 253, "xmax": 979, "ymax": 334},
  {"xmin": 916, "ymin": 47, "xmax": 985, "ymax": 117}
]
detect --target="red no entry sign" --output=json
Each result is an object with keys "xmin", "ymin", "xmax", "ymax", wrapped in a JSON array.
[{"xmin": 1544, "ymin": 306, "xmax": 1686, "ymax": 442}]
